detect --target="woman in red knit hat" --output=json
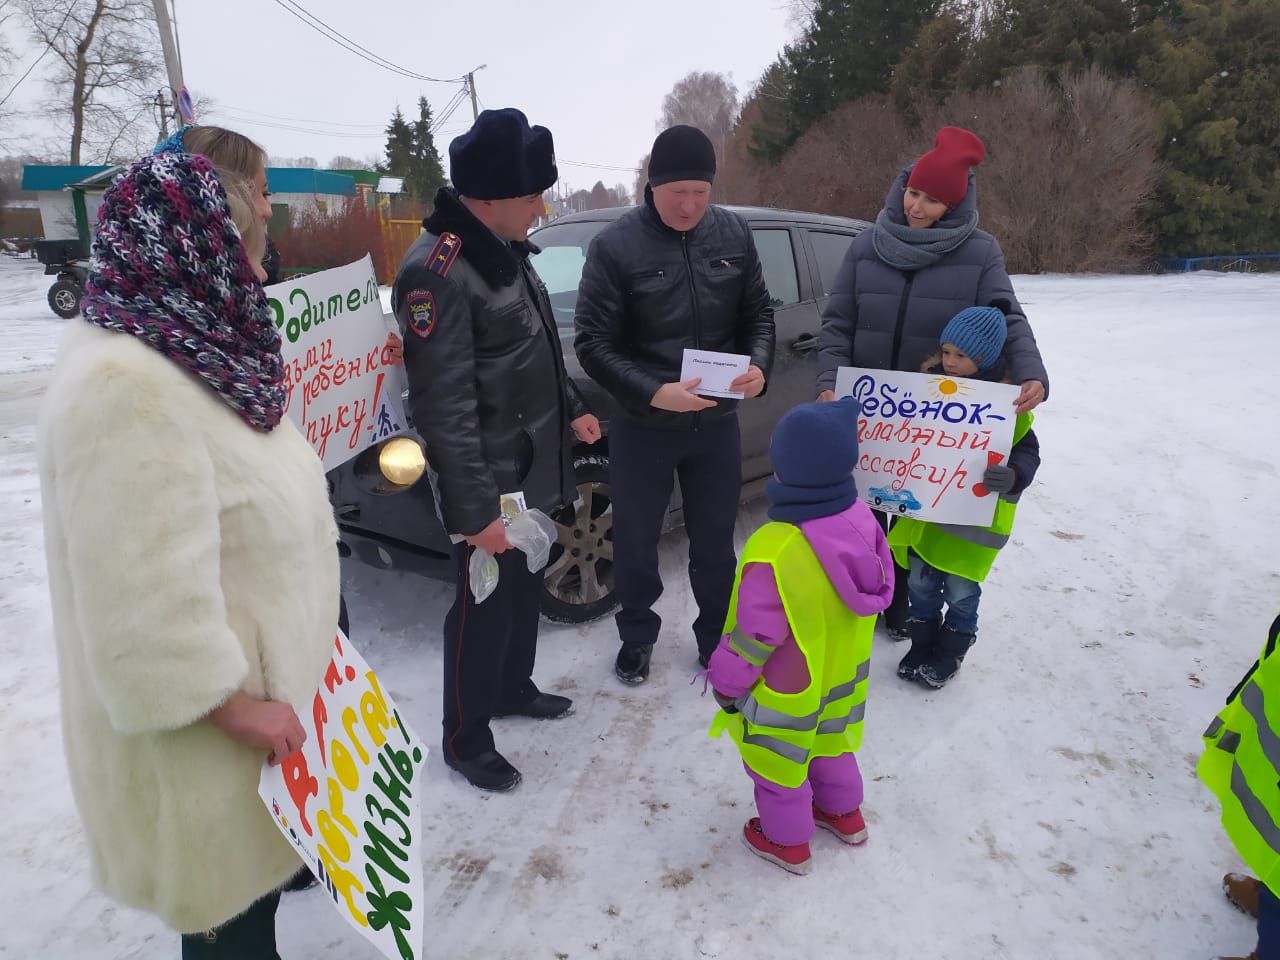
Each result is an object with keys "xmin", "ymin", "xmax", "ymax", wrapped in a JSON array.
[{"xmin": 813, "ymin": 125, "xmax": 1049, "ymax": 639}]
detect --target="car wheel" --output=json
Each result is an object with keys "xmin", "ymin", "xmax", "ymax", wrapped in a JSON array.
[
  {"xmin": 873, "ymin": 496, "xmax": 882, "ymax": 505},
  {"xmin": 898, "ymin": 503, "xmax": 908, "ymax": 513},
  {"xmin": 540, "ymin": 454, "xmax": 617, "ymax": 623},
  {"xmin": 48, "ymin": 279, "xmax": 82, "ymax": 319}
]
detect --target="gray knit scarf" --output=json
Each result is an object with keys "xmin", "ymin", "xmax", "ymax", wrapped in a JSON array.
[{"xmin": 871, "ymin": 208, "xmax": 980, "ymax": 271}]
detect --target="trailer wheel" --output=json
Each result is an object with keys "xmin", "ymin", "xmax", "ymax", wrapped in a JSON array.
[{"xmin": 48, "ymin": 279, "xmax": 82, "ymax": 319}]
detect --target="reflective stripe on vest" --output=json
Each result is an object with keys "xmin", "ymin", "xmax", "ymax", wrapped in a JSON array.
[
  {"xmin": 886, "ymin": 413, "xmax": 1033, "ymax": 582},
  {"xmin": 738, "ymin": 660, "xmax": 871, "ymax": 731},
  {"xmin": 707, "ymin": 521, "xmax": 880, "ymax": 789},
  {"xmin": 729, "ymin": 628, "xmax": 773, "ymax": 667},
  {"xmin": 1199, "ymin": 611, "xmax": 1280, "ymax": 890}
]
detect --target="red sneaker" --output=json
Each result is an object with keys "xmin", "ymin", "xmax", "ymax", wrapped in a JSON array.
[
  {"xmin": 742, "ymin": 817, "xmax": 812, "ymax": 875},
  {"xmin": 813, "ymin": 804, "xmax": 868, "ymax": 845}
]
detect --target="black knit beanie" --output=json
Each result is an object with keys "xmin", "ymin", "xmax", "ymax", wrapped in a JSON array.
[{"xmin": 648, "ymin": 125, "xmax": 716, "ymax": 186}]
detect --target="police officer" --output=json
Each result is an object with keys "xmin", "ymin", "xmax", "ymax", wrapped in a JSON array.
[
  {"xmin": 392, "ymin": 108, "xmax": 600, "ymax": 792},
  {"xmin": 574, "ymin": 124, "xmax": 775, "ymax": 685}
]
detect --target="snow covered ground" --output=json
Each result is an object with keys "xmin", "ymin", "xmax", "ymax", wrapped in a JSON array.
[{"xmin": 2, "ymin": 252, "xmax": 1279, "ymax": 959}]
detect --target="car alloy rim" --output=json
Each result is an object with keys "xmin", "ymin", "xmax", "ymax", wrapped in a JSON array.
[
  {"xmin": 55, "ymin": 290, "xmax": 77, "ymax": 311},
  {"xmin": 544, "ymin": 479, "xmax": 614, "ymax": 605}
]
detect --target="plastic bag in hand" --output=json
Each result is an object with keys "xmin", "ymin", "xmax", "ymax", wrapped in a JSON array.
[
  {"xmin": 468, "ymin": 547, "xmax": 501, "ymax": 603},
  {"xmin": 467, "ymin": 508, "xmax": 559, "ymax": 603},
  {"xmin": 507, "ymin": 508, "xmax": 557, "ymax": 573}
]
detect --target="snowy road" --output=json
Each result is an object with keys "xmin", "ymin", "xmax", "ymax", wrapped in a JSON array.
[{"xmin": 2, "ymin": 253, "xmax": 1279, "ymax": 959}]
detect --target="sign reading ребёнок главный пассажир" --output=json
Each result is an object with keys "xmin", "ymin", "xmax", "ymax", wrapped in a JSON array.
[{"xmin": 835, "ymin": 367, "xmax": 1020, "ymax": 527}]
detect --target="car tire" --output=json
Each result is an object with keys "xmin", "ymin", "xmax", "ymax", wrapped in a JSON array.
[
  {"xmin": 873, "ymin": 496, "xmax": 882, "ymax": 505},
  {"xmin": 898, "ymin": 503, "xmax": 908, "ymax": 513},
  {"xmin": 48, "ymin": 278, "xmax": 82, "ymax": 319},
  {"xmin": 540, "ymin": 453, "xmax": 617, "ymax": 623}
]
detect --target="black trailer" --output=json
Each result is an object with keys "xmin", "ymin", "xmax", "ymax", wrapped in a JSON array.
[{"xmin": 34, "ymin": 238, "xmax": 89, "ymax": 319}]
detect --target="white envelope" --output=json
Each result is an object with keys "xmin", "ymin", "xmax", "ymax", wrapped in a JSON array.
[{"xmin": 680, "ymin": 348, "xmax": 750, "ymax": 399}]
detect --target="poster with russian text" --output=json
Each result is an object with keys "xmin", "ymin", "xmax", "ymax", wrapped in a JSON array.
[
  {"xmin": 258, "ymin": 631, "xmax": 428, "ymax": 960},
  {"xmin": 266, "ymin": 255, "xmax": 407, "ymax": 470},
  {"xmin": 834, "ymin": 367, "xmax": 1019, "ymax": 527}
]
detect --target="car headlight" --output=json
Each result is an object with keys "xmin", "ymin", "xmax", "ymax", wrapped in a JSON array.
[{"xmin": 378, "ymin": 437, "xmax": 426, "ymax": 486}]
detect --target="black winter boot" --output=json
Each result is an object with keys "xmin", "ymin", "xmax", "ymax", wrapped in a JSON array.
[
  {"xmin": 897, "ymin": 617, "xmax": 942, "ymax": 681},
  {"xmin": 916, "ymin": 624, "xmax": 976, "ymax": 689}
]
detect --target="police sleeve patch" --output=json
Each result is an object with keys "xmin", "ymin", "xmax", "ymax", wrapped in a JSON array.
[{"xmin": 405, "ymin": 289, "xmax": 436, "ymax": 339}]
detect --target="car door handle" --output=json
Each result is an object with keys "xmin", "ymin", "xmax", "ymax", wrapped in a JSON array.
[{"xmin": 791, "ymin": 333, "xmax": 820, "ymax": 353}]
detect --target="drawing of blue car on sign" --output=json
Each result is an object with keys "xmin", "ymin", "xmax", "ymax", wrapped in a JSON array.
[{"xmin": 869, "ymin": 486, "xmax": 922, "ymax": 513}]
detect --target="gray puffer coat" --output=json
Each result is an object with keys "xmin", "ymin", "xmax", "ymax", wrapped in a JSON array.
[{"xmin": 816, "ymin": 167, "xmax": 1049, "ymax": 394}]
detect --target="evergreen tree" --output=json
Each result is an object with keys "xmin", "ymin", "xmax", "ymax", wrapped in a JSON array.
[
  {"xmin": 408, "ymin": 97, "xmax": 447, "ymax": 202},
  {"xmin": 379, "ymin": 98, "xmax": 447, "ymax": 204},
  {"xmin": 755, "ymin": 0, "xmax": 943, "ymax": 161},
  {"xmin": 1140, "ymin": 0, "xmax": 1280, "ymax": 255},
  {"xmin": 380, "ymin": 106, "xmax": 414, "ymax": 182}
]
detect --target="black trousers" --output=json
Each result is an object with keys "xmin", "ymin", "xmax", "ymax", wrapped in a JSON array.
[
  {"xmin": 180, "ymin": 890, "xmax": 281, "ymax": 959},
  {"xmin": 441, "ymin": 542, "xmax": 542, "ymax": 761},
  {"xmin": 872, "ymin": 510, "xmax": 911, "ymax": 629},
  {"xmin": 609, "ymin": 414, "xmax": 742, "ymax": 657}
]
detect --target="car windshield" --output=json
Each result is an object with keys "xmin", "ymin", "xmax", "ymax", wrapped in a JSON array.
[{"xmin": 529, "ymin": 219, "xmax": 611, "ymax": 328}]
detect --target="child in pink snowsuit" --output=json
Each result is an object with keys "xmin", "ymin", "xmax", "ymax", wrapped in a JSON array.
[{"xmin": 708, "ymin": 397, "xmax": 894, "ymax": 874}]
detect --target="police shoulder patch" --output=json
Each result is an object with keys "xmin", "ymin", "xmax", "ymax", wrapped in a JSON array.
[
  {"xmin": 425, "ymin": 231, "xmax": 462, "ymax": 277},
  {"xmin": 405, "ymin": 288, "xmax": 437, "ymax": 339}
]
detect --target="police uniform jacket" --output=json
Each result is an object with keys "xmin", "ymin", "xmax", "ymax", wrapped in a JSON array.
[{"xmin": 392, "ymin": 187, "xmax": 586, "ymax": 537}]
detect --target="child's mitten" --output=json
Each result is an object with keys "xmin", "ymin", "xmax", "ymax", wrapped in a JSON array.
[
  {"xmin": 982, "ymin": 463, "xmax": 1017, "ymax": 493},
  {"xmin": 713, "ymin": 690, "xmax": 740, "ymax": 714}
]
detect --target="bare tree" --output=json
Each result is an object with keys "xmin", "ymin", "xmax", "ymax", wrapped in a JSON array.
[
  {"xmin": 919, "ymin": 65, "xmax": 1159, "ymax": 272},
  {"xmin": 328, "ymin": 155, "xmax": 374, "ymax": 170},
  {"xmin": 658, "ymin": 71, "xmax": 740, "ymax": 201},
  {"xmin": 754, "ymin": 95, "xmax": 916, "ymax": 218},
  {"xmin": 0, "ymin": 3, "xmax": 22, "ymax": 139},
  {"xmin": 19, "ymin": 0, "xmax": 161, "ymax": 164},
  {"xmin": 784, "ymin": 0, "xmax": 818, "ymax": 32}
]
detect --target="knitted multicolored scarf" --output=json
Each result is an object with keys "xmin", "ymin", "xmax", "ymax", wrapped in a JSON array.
[{"xmin": 82, "ymin": 152, "xmax": 285, "ymax": 431}]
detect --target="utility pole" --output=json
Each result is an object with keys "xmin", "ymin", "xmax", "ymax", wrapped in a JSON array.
[
  {"xmin": 151, "ymin": 0, "xmax": 184, "ymax": 129},
  {"xmin": 466, "ymin": 64, "xmax": 487, "ymax": 121}
]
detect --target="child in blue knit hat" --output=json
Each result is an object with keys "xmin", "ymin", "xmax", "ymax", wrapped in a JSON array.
[{"xmin": 887, "ymin": 306, "xmax": 1042, "ymax": 688}]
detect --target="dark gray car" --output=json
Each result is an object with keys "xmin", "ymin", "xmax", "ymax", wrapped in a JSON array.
[{"xmin": 327, "ymin": 205, "xmax": 869, "ymax": 623}]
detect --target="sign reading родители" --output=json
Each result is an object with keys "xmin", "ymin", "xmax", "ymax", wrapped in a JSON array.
[{"xmin": 266, "ymin": 255, "xmax": 407, "ymax": 470}]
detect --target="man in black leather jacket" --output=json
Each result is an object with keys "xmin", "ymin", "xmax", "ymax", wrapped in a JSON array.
[
  {"xmin": 574, "ymin": 125, "xmax": 775, "ymax": 684},
  {"xmin": 393, "ymin": 109, "xmax": 601, "ymax": 792}
]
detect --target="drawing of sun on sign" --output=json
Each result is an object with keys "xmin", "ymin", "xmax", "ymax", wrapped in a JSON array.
[
  {"xmin": 869, "ymin": 485, "xmax": 923, "ymax": 514},
  {"xmin": 925, "ymin": 375, "xmax": 973, "ymax": 400}
]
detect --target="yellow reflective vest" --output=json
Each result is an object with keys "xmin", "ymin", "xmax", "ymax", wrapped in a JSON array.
[
  {"xmin": 709, "ymin": 521, "xmax": 877, "ymax": 789},
  {"xmin": 886, "ymin": 413, "xmax": 1034, "ymax": 583},
  {"xmin": 1200, "ymin": 612, "xmax": 1280, "ymax": 891}
]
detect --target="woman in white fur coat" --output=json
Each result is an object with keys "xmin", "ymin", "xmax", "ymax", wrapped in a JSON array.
[{"xmin": 38, "ymin": 150, "xmax": 339, "ymax": 957}]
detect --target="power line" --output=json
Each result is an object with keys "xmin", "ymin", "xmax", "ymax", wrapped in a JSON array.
[
  {"xmin": 210, "ymin": 110, "xmax": 386, "ymax": 140},
  {"xmin": 557, "ymin": 158, "xmax": 641, "ymax": 173},
  {"xmin": 434, "ymin": 87, "xmax": 470, "ymax": 127},
  {"xmin": 219, "ymin": 103, "xmax": 384, "ymax": 130},
  {"xmin": 268, "ymin": 0, "xmax": 466, "ymax": 84}
]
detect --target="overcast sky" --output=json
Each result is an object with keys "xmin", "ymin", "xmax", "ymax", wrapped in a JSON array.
[{"xmin": 4, "ymin": 0, "xmax": 798, "ymax": 191}]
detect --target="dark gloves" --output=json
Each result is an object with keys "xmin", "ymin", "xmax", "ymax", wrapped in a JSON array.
[
  {"xmin": 713, "ymin": 690, "xmax": 739, "ymax": 714},
  {"xmin": 983, "ymin": 463, "xmax": 1018, "ymax": 494}
]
